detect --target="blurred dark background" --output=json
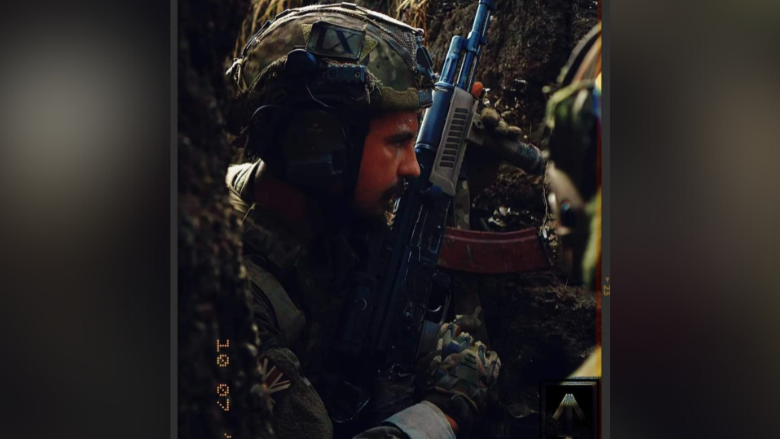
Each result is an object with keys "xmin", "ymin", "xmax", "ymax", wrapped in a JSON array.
[
  {"xmin": 610, "ymin": 0, "xmax": 780, "ymax": 437},
  {"xmin": 0, "ymin": 0, "xmax": 170, "ymax": 438}
]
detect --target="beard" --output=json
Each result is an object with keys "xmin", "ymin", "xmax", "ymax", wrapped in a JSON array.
[
  {"xmin": 354, "ymin": 180, "xmax": 407, "ymax": 221},
  {"xmin": 381, "ymin": 180, "xmax": 406, "ymax": 226},
  {"xmin": 383, "ymin": 181, "xmax": 405, "ymax": 212}
]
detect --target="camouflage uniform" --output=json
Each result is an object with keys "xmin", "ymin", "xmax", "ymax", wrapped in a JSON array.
[
  {"xmin": 546, "ymin": 23, "xmax": 602, "ymax": 290},
  {"xmin": 545, "ymin": 23, "xmax": 603, "ymax": 377},
  {"xmin": 227, "ymin": 162, "xmax": 456, "ymax": 439},
  {"xmin": 225, "ymin": 5, "xmax": 459, "ymax": 439}
]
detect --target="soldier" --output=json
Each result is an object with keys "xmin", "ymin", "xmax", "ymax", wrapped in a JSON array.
[
  {"xmin": 224, "ymin": 4, "xmax": 500, "ymax": 439},
  {"xmin": 546, "ymin": 23, "xmax": 602, "ymax": 295},
  {"xmin": 545, "ymin": 23, "xmax": 603, "ymax": 377}
]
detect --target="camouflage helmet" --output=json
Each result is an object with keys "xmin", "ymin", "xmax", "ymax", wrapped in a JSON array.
[
  {"xmin": 545, "ymin": 23, "xmax": 602, "ymax": 287},
  {"xmin": 225, "ymin": 3, "xmax": 437, "ymax": 191},
  {"xmin": 227, "ymin": 3, "xmax": 437, "ymax": 135}
]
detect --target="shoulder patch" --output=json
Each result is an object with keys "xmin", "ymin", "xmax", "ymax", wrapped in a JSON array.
[
  {"xmin": 306, "ymin": 21, "xmax": 365, "ymax": 61},
  {"xmin": 259, "ymin": 357, "xmax": 292, "ymax": 405}
]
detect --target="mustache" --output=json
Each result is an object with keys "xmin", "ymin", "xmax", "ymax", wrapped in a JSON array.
[{"xmin": 382, "ymin": 180, "xmax": 408, "ymax": 201}]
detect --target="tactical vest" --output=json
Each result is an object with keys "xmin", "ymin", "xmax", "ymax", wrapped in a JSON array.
[
  {"xmin": 228, "ymin": 163, "xmax": 416, "ymax": 435},
  {"xmin": 239, "ymin": 197, "xmax": 361, "ymax": 377}
]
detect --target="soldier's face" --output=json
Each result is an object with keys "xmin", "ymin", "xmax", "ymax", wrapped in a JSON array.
[{"xmin": 354, "ymin": 111, "xmax": 421, "ymax": 218}]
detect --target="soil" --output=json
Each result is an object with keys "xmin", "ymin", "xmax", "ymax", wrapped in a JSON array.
[
  {"xmin": 179, "ymin": 0, "xmax": 600, "ymax": 438},
  {"xmin": 178, "ymin": 0, "xmax": 274, "ymax": 437},
  {"xmin": 421, "ymin": 2, "xmax": 600, "ymax": 436}
]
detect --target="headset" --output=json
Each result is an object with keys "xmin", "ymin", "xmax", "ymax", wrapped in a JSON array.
[{"xmin": 245, "ymin": 48, "xmax": 373, "ymax": 196}]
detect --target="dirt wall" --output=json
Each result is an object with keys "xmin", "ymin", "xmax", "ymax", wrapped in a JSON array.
[{"xmin": 178, "ymin": 0, "xmax": 274, "ymax": 437}]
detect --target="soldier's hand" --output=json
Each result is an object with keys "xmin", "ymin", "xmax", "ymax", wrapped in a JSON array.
[
  {"xmin": 470, "ymin": 80, "xmax": 523, "ymax": 140},
  {"xmin": 478, "ymin": 106, "xmax": 523, "ymax": 140},
  {"xmin": 420, "ymin": 322, "xmax": 501, "ymax": 436}
]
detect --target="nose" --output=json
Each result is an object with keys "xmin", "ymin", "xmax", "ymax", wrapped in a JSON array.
[{"xmin": 398, "ymin": 143, "xmax": 421, "ymax": 179}]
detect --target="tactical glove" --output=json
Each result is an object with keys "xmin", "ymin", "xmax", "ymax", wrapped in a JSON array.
[
  {"xmin": 478, "ymin": 106, "xmax": 523, "ymax": 141},
  {"xmin": 470, "ymin": 80, "xmax": 522, "ymax": 141},
  {"xmin": 420, "ymin": 322, "xmax": 501, "ymax": 437},
  {"xmin": 469, "ymin": 104, "xmax": 545, "ymax": 176}
]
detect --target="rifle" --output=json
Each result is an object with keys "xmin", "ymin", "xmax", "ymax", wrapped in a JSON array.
[
  {"xmin": 328, "ymin": 0, "xmax": 541, "ymax": 424},
  {"xmin": 368, "ymin": 0, "xmax": 497, "ymax": 368}
]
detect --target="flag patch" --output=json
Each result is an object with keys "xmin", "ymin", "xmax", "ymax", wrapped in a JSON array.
[
  {"xmin": 258, "ymin": 357, "xmax": 292, "ymax": 405},
  {"xmin": 305, "ymin": 21, "xmax": 365, "ymax": 61}
]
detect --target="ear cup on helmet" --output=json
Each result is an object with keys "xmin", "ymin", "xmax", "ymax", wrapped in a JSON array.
[
  {"xmin": 244, "ymin": 105, "xmax": 291, "ymax": 167},
  {"xmin": 282, "ymin": 109, "xmax": 349, "ymax": 187},
  {"xmin": 245, "ymin": 102, "xmax": 371, "ymax": 196}
]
